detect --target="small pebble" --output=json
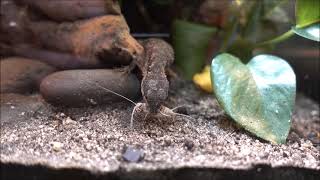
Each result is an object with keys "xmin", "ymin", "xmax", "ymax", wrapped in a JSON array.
[
  {"xmin": 85, "ymin": 144, "xmax": 92, "ymax": 151},
  {"xmin": 64, "ymin": 117, "xmax": 77, "ymax": 125},
  {"xmin": 122, "ymin": 146, "xmax": 144, "ymax": 162},
  {"xmin": 51, "ymin": 142, "xmax": 63, "ymax": 152},
  {"xmin": 184, "ymin": 139, "xmax": 194, "ymax": 151},
  {"xmin": 163, "ymin": 138, "xmax": 172, "ymax": 147}
]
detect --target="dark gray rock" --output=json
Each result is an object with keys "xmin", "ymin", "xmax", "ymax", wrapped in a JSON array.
[{"xmin": 40, "ymin": 69, "xmax": 141, "ymax": 107}]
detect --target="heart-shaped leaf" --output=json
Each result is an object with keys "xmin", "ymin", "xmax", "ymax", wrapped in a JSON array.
[
  {"xmin": 211, "ymin": 53, "xmax": 296, "ymax": 144},
  {"xmin": 292, "ymin": 23, "xmax": 320, "ymax": 42}
]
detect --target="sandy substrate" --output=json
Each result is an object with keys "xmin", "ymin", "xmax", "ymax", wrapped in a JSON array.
[{"xmin": 0, "ymin": 81, "xmax": 319, "ymax": 178}]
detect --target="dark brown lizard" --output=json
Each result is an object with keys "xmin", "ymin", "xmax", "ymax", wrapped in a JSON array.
[{"xmin": 136, "ymin": 38, "xmax": 174, "ymax": 113}]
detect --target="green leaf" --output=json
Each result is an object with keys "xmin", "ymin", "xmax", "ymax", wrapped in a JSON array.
[
  {"xmin": 172, "ymin": 20, "xmax": 217, "ymax": 79},
  {"xmin": 293, "ymin": 0, "xmax": 320, "ymax": 41},
  {"xmin": 211, "ymin": 53, "xmax": 296, "ymax": 144},
  {"xmin": 296, "ymin": 0, "xmax": 320, "ymax": 27},
  {"xmin": 242, "ymin": 0, "xmax": 263, "ymax": 41},
  {"xmin": 292, "ymin": 23, "xmax": 320, "ymax": 42}
]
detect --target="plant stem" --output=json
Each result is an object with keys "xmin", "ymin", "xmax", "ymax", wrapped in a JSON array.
[
  {"xmin": 220, "ymin": 18, "xmax": 238, "ymax": 52},
  {"xmin": 256, "ymin": 29, "xmax": 295, "ymax": 47}
]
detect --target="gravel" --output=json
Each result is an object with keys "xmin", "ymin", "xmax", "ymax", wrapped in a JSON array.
[{"xmin": 1, "ymin": 81, "xmax": 319, "ymax": 179}]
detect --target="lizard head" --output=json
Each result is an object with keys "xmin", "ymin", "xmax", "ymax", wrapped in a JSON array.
[{"xmin": 141, "ymin": 77, "xmax": 169, "ymax": 113}]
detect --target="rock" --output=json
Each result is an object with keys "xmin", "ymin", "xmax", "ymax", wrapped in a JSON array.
[
  {"xmin": 63, "ymin": 117, "xmax": 77, "ymax": 125},
  {"xmin": 16, "ymin": 0, "xmax": 121, "ymax": 22},
  {"xmin": 51, "ymin": 142, "xmax": 63, "ymax": 152},
  {"xmin": 0, "ymin": 0, "xmax": 30, "ymax": 45},
  {"xmin": 28, "ymin": 15, "xmax": 143, "ymax": 66},
  {"xmin": 0, "ymin": 57, "xmax": 56, "ymax": 94},
  {"xmin": 122, "ymin": 146, "xmax": 144, "ymax": 162},
  {"xmin": 40, "ymin": 69, "xmax": 141, "ymax": 107},
  {"xmin": 184, "ymin": 139, "xmax": 194, "ymax": 151},
  {"xmin": 0, "ymin": 93, "xmax": 50, "ymax": 124}
]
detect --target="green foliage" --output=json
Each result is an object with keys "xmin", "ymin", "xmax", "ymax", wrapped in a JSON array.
[
  {"xmin": 261, "ymin": 0, "xmax": 320, "ymax": 44},
  {"xmin": 172, "ymin": 20, "xmax": 216, "ymax": 79},
  {"xmin": 207, "ymin": 0, "xmax": 319, "ymax": 143},
  {"xmin": 167, "ymin": 0, "xmax": 317, "ymax": 144},
  {"xmin": 293, "ymin": 0, "xmax": 320, "ymax": 41},
  {"xmin": 224, "ymin": 0, "xmax": 289, "ymax": 59},
  {"xmin": 296, "ymin": 0, "xmax": 320, "ymax": 28},
  {"xmin": 211, "ymin": 53, "xmax": 296, "ymax": 144}
]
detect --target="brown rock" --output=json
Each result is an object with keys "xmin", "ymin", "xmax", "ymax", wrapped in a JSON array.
[
  {"xmin": 16, "ymin": 0, "xmax": 121, "ymax": 21},
  {"xmin": 0, "ymin": 57, "xmax": 56, "ymax": 93},
  {"xmin": 28, "ymin": 15, "xmax": 143, "ymax": 66},
  {"xmin": 40, "ymin": 69, "xmax": 141, "ymax": 107},
  {"xmin": 1, "ymin": 4, "xmax": 143, "ymax": 69},
  {"xmin": 9, "ymin": 45, "xmax": 105, "ymax": 70},
  {"xmin": 0, "ymin": 0, "xmax": 31, "ymax": 46}
]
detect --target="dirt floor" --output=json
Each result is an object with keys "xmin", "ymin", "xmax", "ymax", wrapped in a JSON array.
[{"xmin": 0, "ymin": 80, "xmax": 319, "ymax": 179}]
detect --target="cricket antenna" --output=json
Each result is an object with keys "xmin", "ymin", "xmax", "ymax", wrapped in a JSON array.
[
  {"xmin": 88, "ymin": 81, "xmax": 140, "ymax": 129},
  {"xmin": 87, "ymin": 82, "xmax": 137, "ymax": 105}
]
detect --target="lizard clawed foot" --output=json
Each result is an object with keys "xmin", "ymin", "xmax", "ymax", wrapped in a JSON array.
[{"xmin": 116, "ymin": 61, "xmax": 137, "ymax": 77}]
